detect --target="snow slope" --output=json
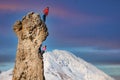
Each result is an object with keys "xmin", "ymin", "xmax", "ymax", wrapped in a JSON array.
[
  {"xmin": 0, "ymin": 50, "xmax": 114, "ymax": 80},
  {"xmin": 0, "ymin": 69, "xmax": 13, "ymax": 80}
]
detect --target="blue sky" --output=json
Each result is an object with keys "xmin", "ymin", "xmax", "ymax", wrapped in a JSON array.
[{"xmin": 0, "ymin": 0, "xmax": 120, "ymax": 64}]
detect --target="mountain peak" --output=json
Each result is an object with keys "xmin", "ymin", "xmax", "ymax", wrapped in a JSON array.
[{"xmin": 44, "ymin": 50, "xmax": 114, "ymax": 80}]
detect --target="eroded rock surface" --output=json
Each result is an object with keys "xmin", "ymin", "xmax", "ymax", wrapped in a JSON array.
[{"xmin": 12, "ymin": 12, "xmax": 48, "ymax": 80}]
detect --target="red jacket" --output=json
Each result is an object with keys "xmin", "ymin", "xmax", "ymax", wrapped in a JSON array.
[{"xmin": 43, "ymin": 7, "xmax": 49, "ymax": 16}]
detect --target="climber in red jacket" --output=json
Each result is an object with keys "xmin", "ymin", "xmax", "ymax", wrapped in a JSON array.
[{"xmin": 43, "ymin": 7, "xmax": 49, "ymax": 22}]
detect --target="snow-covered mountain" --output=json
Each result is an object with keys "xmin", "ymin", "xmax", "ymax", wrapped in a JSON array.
[{"xmin": 0, "ymin": 50, "xmax": 114, "ymax": 80}]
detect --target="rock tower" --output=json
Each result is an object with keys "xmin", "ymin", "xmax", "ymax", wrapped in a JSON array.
[{"xmin": 12, "ymin": 12, "xmax": 48, "ymax": 80}]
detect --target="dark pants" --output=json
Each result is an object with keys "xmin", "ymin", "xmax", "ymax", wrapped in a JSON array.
[
  {"xmin": 43, "ymin": 14, "xmax": 46, "ymax": 22},
  {"xmin": 41, "ymin": 50, "xmax": 45, "ymax": 57}
]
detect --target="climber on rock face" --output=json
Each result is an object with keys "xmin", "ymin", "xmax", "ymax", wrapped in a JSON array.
[
  {"xmin": 39, "ymin": 45, "xmax": 47, "ymax": 57},
  {"xmin": 41, "ymin": 45, "xmax": 47, "ymax": 55},
  {"xmin": 43, "ymin": 7, "xmax": 49, "ymax": 22}
]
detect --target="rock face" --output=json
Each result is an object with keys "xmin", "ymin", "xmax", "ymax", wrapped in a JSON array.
[{"xmin": 12, "ymin": 12, "xmax": 48, "ymax": 80}]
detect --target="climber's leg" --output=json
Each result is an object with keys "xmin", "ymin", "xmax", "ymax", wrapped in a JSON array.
[
  {"xmin": 41, "ymin": 50, "xmax": 45, "ymax": 57},
  {"xmin": 42, "ymin": 14, "xmax": 46, "ymax": 22}
]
